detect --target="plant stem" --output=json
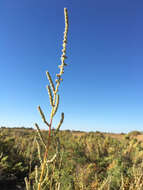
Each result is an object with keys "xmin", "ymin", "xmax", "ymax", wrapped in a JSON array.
[{"xmin": 38, "ymin": 118, "xmax": 53, "ymax": 190}]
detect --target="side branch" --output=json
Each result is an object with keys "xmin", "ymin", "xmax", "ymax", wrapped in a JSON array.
[{"xmin": 38, "ymin": 106, "xmax": 50, "ymax": 127}]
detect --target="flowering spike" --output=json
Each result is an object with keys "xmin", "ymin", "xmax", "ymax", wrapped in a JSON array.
[
  {"xmin": 46, "ymin": 71, "xmax": 55, "ymax": 93},
  {"xmin": 46, "ymin": 85, "xmax": 54, "ymax": 107}
]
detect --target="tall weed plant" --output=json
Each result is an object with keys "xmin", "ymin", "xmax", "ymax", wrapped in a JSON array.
[{"xmin": 25, "ymin": 8, "xmax": 69, "ymax": 190}]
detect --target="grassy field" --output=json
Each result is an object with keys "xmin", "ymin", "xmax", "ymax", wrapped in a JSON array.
[{"xmin": 1, "ymin": 127, "xmax": 143, "ymax": 190}]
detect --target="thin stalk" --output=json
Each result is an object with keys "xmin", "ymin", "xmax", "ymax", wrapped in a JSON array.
[{"xmin": 38, "ymin": 118, "xmax": 53, "ymax": 190}]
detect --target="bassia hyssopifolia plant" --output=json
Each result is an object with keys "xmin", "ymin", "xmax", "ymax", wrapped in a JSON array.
[{"xmin": 25, "ymin": 8, "xmax": 69, "ymax": 190}]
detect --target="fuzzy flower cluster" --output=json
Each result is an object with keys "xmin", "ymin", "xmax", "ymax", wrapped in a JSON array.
[
  {"xmin": 56, "ymin": 8, "xmax": 69, "ymax": 82},
  {"xmin": 45, "ymin": 8, "xmax": 69, "ymax": 119}
]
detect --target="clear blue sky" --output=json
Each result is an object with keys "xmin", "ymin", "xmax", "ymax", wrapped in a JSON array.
[{"xmin": 0, "ymin": 0, "xmax": 143, "ymax": 133}]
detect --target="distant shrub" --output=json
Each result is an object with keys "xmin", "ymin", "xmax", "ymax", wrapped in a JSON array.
[
  {"xmin": 128, "ymin": 131, "xmax": 142, "ymax": 136},
  {"xmin": 120, "ymin": 132, "xmax": 126, "ymax": 135}
]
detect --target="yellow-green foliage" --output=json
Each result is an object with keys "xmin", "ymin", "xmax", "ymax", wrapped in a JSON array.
[
  {"xmin": 1, "ymin": 128, "xmax": 143, "ymax": 189},
  {"xmin": 127, "ymin": 130, "xmax": 142, "ymax": 137}
]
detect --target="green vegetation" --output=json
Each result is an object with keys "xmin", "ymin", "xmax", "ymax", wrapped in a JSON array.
[
  {"xmin": 127, "ymin": 130, "xmax": 142, "ymax": 137},
  {"xmin": 1, "ymin": 128, "xmax": 143, "ymax": 189}
]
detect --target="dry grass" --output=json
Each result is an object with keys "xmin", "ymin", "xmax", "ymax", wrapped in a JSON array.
[{"xmin": 72, "ymin": 131, "xmax": 143, "ymax": 142}]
